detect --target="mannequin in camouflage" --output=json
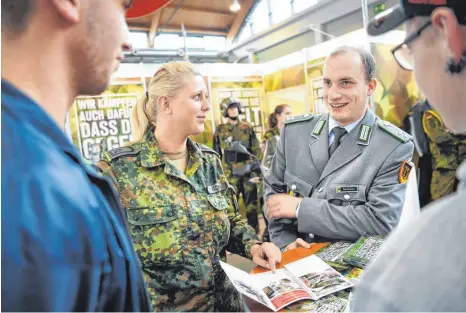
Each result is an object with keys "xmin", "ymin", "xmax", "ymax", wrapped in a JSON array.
[{"xmin": 213, "ymin": 97, "xmax": 263, "ymax": 232}]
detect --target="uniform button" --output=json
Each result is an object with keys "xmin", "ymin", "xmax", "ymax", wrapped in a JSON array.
[
  {"xmin": 291, "ymin": 184, "xmax": 297, "ymax": 190},
  {"xmin": 167, "ymin": 211, "xmax": 174, "ymax": 217},
  {"xmin": 318, "ymin": 188, "xmax": 324, "ymax": 193},
  {"xmin": 308, "ymin": 233, "xmax": 314, "ymax": 239},
  {"xmin": 344, "ymin": 194, "xmax": 350, "ymax": 200},
  {"xmin": 133, "ymin": 215, "xmax": 140, "ymax": 221}
]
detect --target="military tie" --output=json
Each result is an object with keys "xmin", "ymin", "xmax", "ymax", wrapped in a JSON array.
[{"xmin": 329, "ymin": 127, "xmax": 347, "ymax": 157}]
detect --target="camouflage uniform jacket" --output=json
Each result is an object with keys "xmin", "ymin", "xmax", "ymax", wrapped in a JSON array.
[
  {"xmin": 422, "ymin": 109, "xmax": 466, "ymax": 199},
  {"xmin": 262, "ymin": 128, "xmax": 280, "ymax": 169},
  {"xmin": 213, "ymin": 121, "xmax": 263, "ymax": 178},
  {"xmin": 98, "ymin": 129, "xmax": 261, "ymax": 312}
]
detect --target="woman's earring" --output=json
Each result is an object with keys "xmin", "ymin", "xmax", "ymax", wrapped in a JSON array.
[{"xmin": 446, "ymin": 51, "xmax": 466, "ymax": 75}]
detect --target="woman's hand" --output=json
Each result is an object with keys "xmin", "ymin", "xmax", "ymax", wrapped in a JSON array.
[{"xmin": 250, "ymin": 242, "xmax": 282, "ymax": 273}]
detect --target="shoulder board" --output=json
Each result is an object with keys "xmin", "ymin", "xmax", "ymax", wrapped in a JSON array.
[
  {"xmin": 284, "ymin": 114, "xmax": 314, "ymax": 125},
  {"xmin": 104, "ymin": 145, "xmax": 140, "ymax": 162},
  {"xmin": 377, "ymin": 120, "xmax": 412, "ymax": 143},
  {"xmin": 198, "ymin": 144, "xmax": 220, "ymax": 158}
]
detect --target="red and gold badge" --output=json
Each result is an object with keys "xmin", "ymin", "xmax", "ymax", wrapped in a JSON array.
[{"xmin": 399, "ymin": 160, "xmax": 413, "ymax": 184}]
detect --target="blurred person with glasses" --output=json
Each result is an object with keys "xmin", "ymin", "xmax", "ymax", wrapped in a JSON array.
[{"xmin": 353, "ymin": 0, "xmax": 466, "ymax": 311}]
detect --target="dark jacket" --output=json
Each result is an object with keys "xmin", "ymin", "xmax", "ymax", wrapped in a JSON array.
[{"xmin": 1, "ymin": 80, "xmax": 151, "ymax": 312}]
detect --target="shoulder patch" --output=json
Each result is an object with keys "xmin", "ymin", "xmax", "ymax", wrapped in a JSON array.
[
  {"xmin": 198, "ymin": 144, "xmax": 220, "ymax": 158},
  {"xmin": 284, "ymin": 114, "xmax": 314, "ymax": 125},
  {"xmin": 399, "ymin": 160, "xmax": 413, "ymax": 183},
  {"xmin": 377, "ymin": 120, "xmax": 412, "ymax": 143},
  {"xmin": 424, "ymin": 109, "xmax": 444, "ymax": 124},
  {"xmin": 105, "ymin": 145, "xmax": 140, "ymax": 161}
]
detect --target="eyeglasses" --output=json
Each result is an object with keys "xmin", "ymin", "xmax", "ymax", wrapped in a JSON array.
[{"xmin": 391, "ymin": 20, "xmax": 432, "ymax": 71}]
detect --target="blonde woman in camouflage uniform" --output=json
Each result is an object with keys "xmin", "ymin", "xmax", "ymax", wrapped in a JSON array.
[{"xmin": 97, "ymin": 61, "xmax": 281, "ymax": 312}]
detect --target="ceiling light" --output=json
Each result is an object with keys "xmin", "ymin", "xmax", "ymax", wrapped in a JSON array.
[{"xmin": 230, "ymin": 0, "xmax": 241, "ymax": 12}]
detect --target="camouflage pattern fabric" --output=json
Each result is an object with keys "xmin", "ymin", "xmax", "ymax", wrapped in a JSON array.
[
  {"xmin": 262, "ymin": 127, "xmax": 280, "ymax": 169},
  {"xmin": 213, "ymin": 121, "xmax": 263, "ymax": 230},
  {"xmin": 97, "ymin": 128, "xmax": 261, "ymax": 312},
  {"xmin": 422, "ymin": 110, "xmax": 466, "ymax": 200}
]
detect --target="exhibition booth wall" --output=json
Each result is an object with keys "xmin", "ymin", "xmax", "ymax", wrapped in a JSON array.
[{"xmin": 65, "ymin": 29, "xmax": 422, "ymax": 163}]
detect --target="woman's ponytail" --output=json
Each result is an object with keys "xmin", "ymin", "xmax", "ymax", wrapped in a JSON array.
[
  {"xmin": 131, "ymin": 91, "xmax": 151, "ymax": 141},
  {"xmin": 268, "ymin": 112, "xmax": 278, "ymax": 129}
]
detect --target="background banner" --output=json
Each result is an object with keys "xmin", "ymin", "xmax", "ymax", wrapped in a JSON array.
[
  {"xmin": 372, "ymin": 43, "xmax": 422, "ymax": 127},
  {"xmin": 264, "ymin": 64, "xmax": 307, "ymax": 117},
  {"xmin": 67, "ymin": 82, "xmax": 145, "ymax": 163},
  {"xmin": 307, "ymin": 58, "xmax": 326, "ymax": 114},
  {"xmin": 211, "ymin": 78, "xmax": 266, "ymax": 142}
]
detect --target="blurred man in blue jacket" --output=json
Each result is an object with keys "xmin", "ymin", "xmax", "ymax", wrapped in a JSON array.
[{"xmin": 1, "ymin": 0, "xmax": 151, "ymax": 311}]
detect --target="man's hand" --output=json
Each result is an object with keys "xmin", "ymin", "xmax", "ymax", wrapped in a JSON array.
[
  {"xmin": 284, "ymin": 238, "xmax": 311, "ymax": 252},
  {"xmin": 267, "ymin": 194, "xmax": 302, "ymax": 219},
  {"xmin": 250, "ymin": 242, "xmax": 282, "ymax": 273}
]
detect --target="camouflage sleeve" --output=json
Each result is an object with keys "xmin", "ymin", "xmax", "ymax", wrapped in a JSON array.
[
  {"xmin": 423, "ymin": 110, "xmax": 454, "ymax": 145},
  {"xmin": 250, "ymin": 127, "xmax": 263, "ymax": 161},
  {"xmin": 96, "ymin": 160, "xmax": 120, "ymax": 194},
  {"xmin": 215, "ymin": 157, "xmax": 261, "ymax": 259}
]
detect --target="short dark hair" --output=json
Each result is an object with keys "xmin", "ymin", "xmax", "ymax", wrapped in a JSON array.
[
  {"xmin": 328, "ymin": 46, "xmax": 377, "ymax": 83},
  {"xmin": 1, "ymin": 0, "xmax": 35, "ymax": 34}
]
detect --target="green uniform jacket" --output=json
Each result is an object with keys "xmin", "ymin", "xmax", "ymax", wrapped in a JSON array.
[
  {"xmin": 98, "ymin": 128, "xmax": 261, "ymax": 312},
  {"xmin": 422, "ymin": 109, "xmax": 466, "ymax": 200}
]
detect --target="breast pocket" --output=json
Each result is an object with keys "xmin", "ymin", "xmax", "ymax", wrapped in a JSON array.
[
  {"xmin": 284, "ymin": 170, "xmax": 313, "ymax": 197},
  {"xmin": 327, "ymin": 184, "xmax": 367, "ymax": 206},
  {"xmin": 206, "ymin": 191, "xmax": 231, "ymax": 250},
  {"xmin": 126, "ymin": 205, "xmax": 183, "ymax": 267}
]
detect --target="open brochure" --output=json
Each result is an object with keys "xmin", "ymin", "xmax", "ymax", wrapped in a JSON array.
[
  {"xmin": 284, "ymin": 290, "xmax": 351, "ymax": 313},
  {"xmin": 220, "ymin": 255, "xmax": 353, "ymax": 312}
]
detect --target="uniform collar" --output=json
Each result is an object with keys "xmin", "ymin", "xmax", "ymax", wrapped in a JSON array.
[
  {"xmin": 139, "ymin": 127, "xmax": 204, "ymax": 168},
  {"xmin": 317, "ymin": 109, "xmax": 376, "ymax": 145},
  {"xmin": 328, "ymin": 111, "xmax": 366, "ymax": 135}
]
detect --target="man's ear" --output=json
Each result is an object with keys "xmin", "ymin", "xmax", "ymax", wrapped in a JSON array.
[
  {"xmin": 367, "ymin": 78, "xmax": 377, "ymax": 96},
  {"xmin": 431, "ymin": 7, "xmax": 464, "ymax": 62},
  {"xmin": 51, "ymin": 0, "xmax": 80, "ymax": 24}
]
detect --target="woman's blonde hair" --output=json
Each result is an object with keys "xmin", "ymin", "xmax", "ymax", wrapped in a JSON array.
[{"xmin": 131, "ymin": 61, "xmax": 201, "ymax": 141}]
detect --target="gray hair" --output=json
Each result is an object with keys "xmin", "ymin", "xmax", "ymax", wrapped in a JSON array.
[
  {"xmin": 1, "ymin": 0, "xmax": 35, "ymax": 34},
  {"xmin": 328, "ymin": 46, "xmax": 377, "ymax": 83}
]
